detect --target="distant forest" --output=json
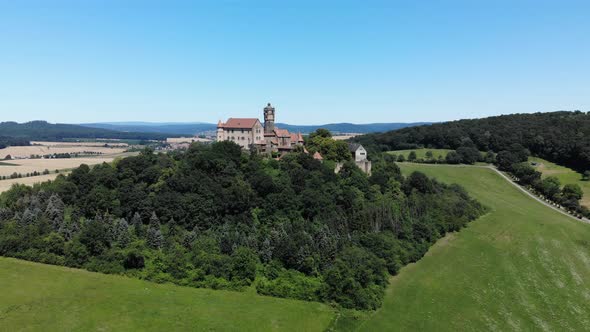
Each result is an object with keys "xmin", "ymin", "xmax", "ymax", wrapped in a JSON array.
[
  {"xmin": 0, "ymin": 121, "xmax": 177, "ymax": 145},
  {"xmin": 354, "ymin": 111, "xmax": 590, "ymax": 172},
  {"xmin": 0, "ymin": 138, "xmax": 484, "ymax": 310},
  {"xmin": 0, "ymin": 137, "xmax": 31, "ymax": 150}
]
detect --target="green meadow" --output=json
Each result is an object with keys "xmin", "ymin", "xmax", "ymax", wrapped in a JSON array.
[
  {"xmin": 529, "ymin": 156, "xmax": 590, "ymax": 207},
  {"xmin": 356, "ymin": 164, "xmax": 590, "ymax": 331},
  {"xmin": 0, "ymin": 257, "xmax": 334, "ymax": 331}
]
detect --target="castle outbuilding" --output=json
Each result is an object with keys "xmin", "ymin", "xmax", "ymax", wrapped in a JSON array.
[{"xmin": 217, "ymin": 103, "xmax": 304, "ymax": 155}]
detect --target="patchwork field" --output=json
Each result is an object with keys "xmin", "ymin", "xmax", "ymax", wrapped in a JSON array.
[
  {"xmin": 31, "ymin": 141, "xmax": 129, "ymax": 147},
  {"xmin": 0, "ymin": 142, "xmax": 127, "ymax": 159},
  {"xmin": 0, "ymin": 157, "xmax": 114, "ymax": 177},
  {"xmin": 530, "ymin": 156, "xmax": 590, "ymax": 207},
  {"xmin": 0, "ymin": 173, "xmax": 66, "ymax": 193},
  {"xmin": 357, "ymin": 164, "xmax": 590, "ymax": 331},
  {"xmin": 0, "ymin": 257, "xmax": 335, "ymax": 331}
]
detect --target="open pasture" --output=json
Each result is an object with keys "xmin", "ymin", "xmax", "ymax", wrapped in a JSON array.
[
  {"xmin": 355, "ymin": 164, "xmax": 590, "ymax": 331},
  {"xmin": 0, "ymin": 257, "xmax": 335, "ymax": 331}
]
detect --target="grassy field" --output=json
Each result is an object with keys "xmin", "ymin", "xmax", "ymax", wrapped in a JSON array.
[
  {"xmin": 0, "ymin": 257, "xmax": 335, "ymax": 331},
  {"xmin": 387, "ymin": 148, "xmax": 453, "ymax": 160},
  {"xmin": 530, "ymin": 156, "xmax": 590, "ymax": 207},
  {"xmin": 356, "ymin": 164, "xmax": 590, "ymax": 331}
]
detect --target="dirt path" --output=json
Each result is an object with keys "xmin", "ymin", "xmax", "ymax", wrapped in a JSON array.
[
  {"xmin": 402, "ymin": 162, "xmax": 590, "ymax": 224},
  {"xmin": 487, "ymin": 166, "xmax": 590, "ymax": 224}
]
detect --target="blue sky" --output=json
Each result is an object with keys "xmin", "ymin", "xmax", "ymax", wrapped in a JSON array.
[{"xmin": 0, "ymin": 0, "xmax": 588, "ymax": 124}]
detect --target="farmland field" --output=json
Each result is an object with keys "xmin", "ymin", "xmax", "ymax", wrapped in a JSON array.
[
  {"xmin": 356, "ymin": 164, "xmax": 590, "ymax": 331},
  {"xmin": 0, "ymin": 157, "xmax": 114, "ymax": 177},
  {"xmin": 529, "ymin": 156, "xmax": 590, "ymax": 207},
  {"xmin": 0, "ymin": 142, "xmax": 127, "ymax": 159},
  {"xmin": 0, "ymin": 173, "xmax": 66, "ymax": 193},
  {"xmin": 31, "ymin": 141, "xmax": 129, "ymax": 147},
  {"xmin": 0, "ymin": 257, "xmax": 335, "ymax": 331}
]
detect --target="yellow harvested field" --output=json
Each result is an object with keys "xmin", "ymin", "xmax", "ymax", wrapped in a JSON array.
[
  {"xmin": 0, "ymin": 158, "xmax": 114, "ymax": 177},
  {"xmin": 0, "ymin": 145, "xmax": 126, "ymax": 159},
  {"xmin": 0, "ymin": 173, "xmax": 63, "ymax": 193},
  {"xmin": 31, "ymin": 141, "xmax": 129, "ymax": 147},
  {"xmin": 332, "ymin": 134, "xmax": 360, "ymax": 140}
]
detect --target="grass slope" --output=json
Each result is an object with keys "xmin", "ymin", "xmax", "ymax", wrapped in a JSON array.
[
  {"xmin": 530, "ymin": 156, "xmax": 590, "ymax": 207},
  {"xmin": 0, "ymin": 257, "xmax": 334, "ymax": 331},
  {"xmin": 359, "ymin": 164, "xmax": 590, "ymax": 331}
]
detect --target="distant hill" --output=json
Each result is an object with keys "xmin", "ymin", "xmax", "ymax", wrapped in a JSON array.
[
  {"xmin": 81, "ymin": 122, "xmax": 431, "ymax": 136},
  {"xmin": 81, "ymin": 122, "xmax": 214, "ymax": 136},
  {"xmin": 0, "ymin": 121, "xmax": 177, "ymax": 143}
]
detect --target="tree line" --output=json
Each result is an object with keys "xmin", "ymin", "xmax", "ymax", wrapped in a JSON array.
[
  {"xmin": 0, "ymin": 136, "xmax": 31, "ymax": 149},
  {"xmin": 0, "ymin": 137, "xmax": 485, "ymax": 310},
  {"xmin": 354, "ymin": 111, "xmax": 590, "ymax": 172}
]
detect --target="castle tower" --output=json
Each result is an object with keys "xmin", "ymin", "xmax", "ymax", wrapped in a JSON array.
[{"xmin": 263, "ymin": 102, "xmax": 275, "ymax": 134}]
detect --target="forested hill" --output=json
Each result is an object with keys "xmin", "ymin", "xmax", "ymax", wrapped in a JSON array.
[
  {"xmin": 0, "ymin": 121, "xmax": 177, "ymax": 143},
  {"xmin": 354, "ymin": 111, "xmax": 590, "ymax": 172},
  {"xmin": 0, "ymin": 140, "xmax": 484, "ymax": 310}
]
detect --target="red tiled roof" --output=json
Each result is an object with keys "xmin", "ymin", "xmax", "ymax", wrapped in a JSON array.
[
  {"xmin": 313, "ymin": 152, "xmax": 323, "ymax": 160},
  {"xmin": 274, "ymin": 128, "xmax": 291, "ymax": 137},
  {"xmin": 219, "ymin": 118, "xmax": 260, "ymax": 129},
  {"xmin": 290, "ymin": 133, "xmax": 298, "ymax": 142}
]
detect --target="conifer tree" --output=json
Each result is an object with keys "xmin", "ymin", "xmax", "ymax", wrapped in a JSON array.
[
  {"xmin": 115, "ymin": 218, "xmax": 131, "ymax": 247},
  {"xmin": 45, "ymin": 193, "xmax": 65, "ymax": 231},
  {"xmin": 0, "ymin": 207, "xmax": 12, "ymax": 222},
  {"xmin": 131, "ymin": 212, "xmax": 143, "ymax": 237},
  {"xmin": 168, "ymin": 217, "xmax": 178, "ymax": 237},
  {"xmin": 19, "ymin": 208, "xmax": 37, "ymax": 227},
  {"xmin": 146, "ymin": 212, "xmax": 163, "ymax": 249}
]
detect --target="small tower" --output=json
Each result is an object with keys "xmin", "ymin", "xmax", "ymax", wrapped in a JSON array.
[
  {"xmin": 264, "ymin": 103, "xmax": 275, "ymax": 134},
  {"xmin": 216, "ymin": 120, "xmax": 225, "ymax": 141}
]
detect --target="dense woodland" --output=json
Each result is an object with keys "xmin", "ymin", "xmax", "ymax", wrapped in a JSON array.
[
  {"xmin": 0, "ymin": 136, "xmax": 31, "ymax": 149},
  {"xmin": 355, "ymin": 111, "xmax": 590, "ymax": 172},
  {"xmin": 0, "ymin": 121, "xmax": 175, "ymax": 144},
  {"xmin": 0, "ymin": 138, "xmax": 484, "ymax": 310}
]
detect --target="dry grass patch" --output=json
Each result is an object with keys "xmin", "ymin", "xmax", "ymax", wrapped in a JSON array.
[
  {"xmin": 0, "ymin": 173, "xmax": 64, "ymax": 193},
  {"xmin": 0, "ymin": 144, "xmax": 126, "ymax": 159},
  {"xmin": 0, "ymin": 158, "xmax": 113, "ymax": 177}
]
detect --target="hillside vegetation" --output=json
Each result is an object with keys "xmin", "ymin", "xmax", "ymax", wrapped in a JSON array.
[
  {"xmin": 0, "ymin": 139, "xmax": 484, "ymax": 310},
  {"xmin": 355, "ymin": 111, "xmax": 590, "ymax": 172},
  {"xmin": 0, "ymin": 257, "xmax": 334, "ymax": 331},
  {"xmin": 358, "ymin": 164, "xmax": 590, "ymax": 331}
]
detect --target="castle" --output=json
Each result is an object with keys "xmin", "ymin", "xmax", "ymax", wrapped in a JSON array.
[{"xmin": 217, "ymin": 103, "xmax": 304, "ymax": 155}]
